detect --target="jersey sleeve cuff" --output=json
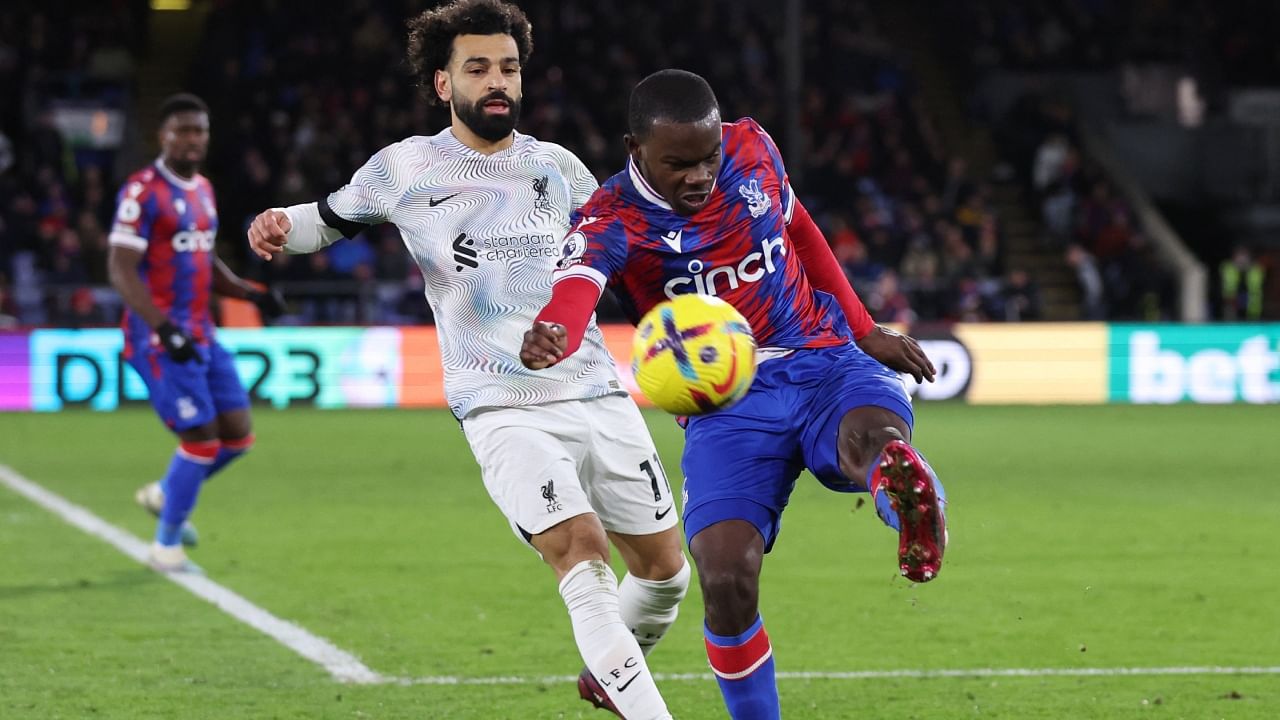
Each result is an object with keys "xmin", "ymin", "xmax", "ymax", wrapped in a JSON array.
[
  {"xmin": 553, "ymin": 264, "xmax": 607, "ymax": 291},
  {"xmin": 318, "ymin": 197, "xmax": 372, "ymax": 238},
  {"xmin": 282, "ymin": 203, "xmax": 344, "ymax": 254},
  {"xmin": 108, "ymin": 231, "xmax": 148, "ymax": 251}
]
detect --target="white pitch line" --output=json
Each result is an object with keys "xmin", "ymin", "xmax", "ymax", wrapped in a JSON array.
[
  {"xmin": 0, "ymin": 463, "xmax": 386, "ymax": 685},
  {"xmin": 5, "ymin": 464, "xmax": 1276, "ymax": 690},
  {"xmin": 393, "ymin": 665, "xmax": 1280, "ymax": 685}
]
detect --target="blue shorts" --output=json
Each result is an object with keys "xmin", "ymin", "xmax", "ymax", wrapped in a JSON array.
[
  {"xmin": 681, "ymin": 342, "xmax": 913, "ymax": 551},
  {"xmin": 128, "ymin": 341, "xmax": 250, "ymax": 432}
]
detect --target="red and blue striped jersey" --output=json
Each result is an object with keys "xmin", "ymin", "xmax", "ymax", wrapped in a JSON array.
[
  {"xmin": 554, "ymin": 118, "xmax": 851, "ymax": 350},
  {"xmin": 109, "ymin": 160, "xmax": 218, "ymax": 354}
]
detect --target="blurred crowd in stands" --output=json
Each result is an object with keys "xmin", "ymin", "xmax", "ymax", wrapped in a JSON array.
[
  {"xmin": 2, "ymin": 0, "xmax": 1274, "ymax": 330},
  {"xmin": 0, "ymin": 1, "xmax": 147, "ymax": 329},
  {"xmin": 1000, "ymin": 90, "xmax": 1177, "ymax": 321},
  {"xmin": 950, "ymin": 0, "xmax": 1280, "ymax": 88},
  {"xmin": 945, "ymin": 0, "xmax": 1278, "ymax": 320}
]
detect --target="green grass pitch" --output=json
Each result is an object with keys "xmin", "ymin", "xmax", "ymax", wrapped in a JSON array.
[{"xmin": 1, "ymin": 404, "xmax": 1277, "ymax": 719}]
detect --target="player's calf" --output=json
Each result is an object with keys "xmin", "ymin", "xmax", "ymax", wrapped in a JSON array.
[
  {"xmin": 618, "ymin": 558, "xmax": 690, "ymax": 656},
  {"xmin": 153, "ymin": 439, "xmax": 219, "ymax": 549},
  {"xmin": 559, "ymin": 559, "xmax": 672, "ymax": 720}
]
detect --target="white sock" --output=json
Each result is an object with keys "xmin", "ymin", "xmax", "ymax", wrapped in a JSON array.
[
  {"xmin": 619, "ymin": 559, "xmax": 691, "ymax": 656},
  {"xmin": 559, "ymin": 560, "xmax": 672, "ymax": 720}
]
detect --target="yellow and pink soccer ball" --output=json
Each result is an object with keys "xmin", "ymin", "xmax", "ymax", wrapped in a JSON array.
[{"xmin": 630, "ymin": 294, "xmax": 757, "ymax": 415}]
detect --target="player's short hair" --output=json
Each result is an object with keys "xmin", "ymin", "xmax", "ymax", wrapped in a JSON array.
[
  {"xmin": 406, "ymin": 0, "xmax": 533, "ymax": 106},
  {"xmin": 628, "ymin": 69, "xmax": 720, "ymax": 141},
  {"xmin": 158, "ymin": 93, "xmax": 209, "ymax": 123}
]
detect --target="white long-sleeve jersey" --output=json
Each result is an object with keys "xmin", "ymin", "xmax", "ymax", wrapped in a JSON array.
[{"xmin": 285, "ymin": 128, "xmax": 624, "ymax": 419}]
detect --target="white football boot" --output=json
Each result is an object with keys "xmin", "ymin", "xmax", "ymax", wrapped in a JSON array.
[
  {"xmin": 135, "ymin": 481, "xmax": 200, "ymax": 547},
  {"xmin": 147, "ymin": 542, "xmax": 204, "ymax": 574}
]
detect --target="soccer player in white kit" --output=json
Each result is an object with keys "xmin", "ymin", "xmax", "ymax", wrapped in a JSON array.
[{"xmin": 245, "ymin": 2, "xmax": 685, "ymax": 717}]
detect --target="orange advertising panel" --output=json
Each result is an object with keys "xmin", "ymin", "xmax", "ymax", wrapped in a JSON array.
[
  {"xmin": 399, "ymin": 327, "xmax": 448, "ymax": 408},
  {"xmin": 397, "ymin": 324, "xmax": 652, "ymax": 409},
  {"xmin": 953, "ymin": 323, "xmax": 1109, "ymax": 404}
]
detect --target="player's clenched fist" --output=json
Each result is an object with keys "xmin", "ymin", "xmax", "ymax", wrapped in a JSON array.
[
  {"xmin": 520, "ymin": 321, "xmax": 567, "ymax": 370},
  {"xmin": 247, "ymin": 209, "xmax": 293, "ymax": 261}
]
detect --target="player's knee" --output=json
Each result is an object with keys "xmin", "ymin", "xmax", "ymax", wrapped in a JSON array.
[
  {"xmin": 630, "ymin": 531, "xmax": 688, "ymax": 580},
  {"xmin": 698, "ymin": 565, "xmax": 756, "ymax": 598},
  {"xmin": 654, "ymin": 550, "xmax": 691, "ymax": 586},
  {"xmin": 652, "ymin": 556, "xmax": 691, "ymax": 601},
  {"xmin": 222, "ymin": 433, "xmax": 255, "ymax": 454},
  {"xmin": 218, "ymin": 416, "xmax": 252, "ymax": 440},
  {"xmin": 698, "ymin": 557, "xmax": 759, "ymax": 601},
  {"xmin": 699, "ymin": 567, "xmax": 759, "ymax": 631},
  {"xmin": 178, "ymin": 421, "xmax": 220, "ymax": 443}
]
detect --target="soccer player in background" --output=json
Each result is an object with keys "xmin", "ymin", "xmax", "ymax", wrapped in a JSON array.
[
  {"xmin": 108, "ymin": 93, "xmax": 286, "ymax": 573},
  {"xmin": 245, "ymin": 2, "xmax": 686, "ymax": 717},
  {"xmin": 522, "ymin": 69, "xmax": 949, "ymax": 720}
]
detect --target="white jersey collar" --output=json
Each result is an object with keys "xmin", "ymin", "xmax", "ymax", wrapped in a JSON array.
[
  {"xmin": 627, "ymin": 158, "xmax": 671, "ymax": 211},
  {"xmin": 154, "ymin": 158, "xmax": 200, "ymax": 191},
  {"xmin": 626, "ymin": 157, "xmax": 716, "ymax": 214},
  {"xmin": 439, "ymin": 127, "xmax": 524, "ymax": 159}
]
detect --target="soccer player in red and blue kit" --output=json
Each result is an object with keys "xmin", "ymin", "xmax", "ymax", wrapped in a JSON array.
[
  {"xmin": 107, "ymin": 94, "xmax": 285, "ymax": 573},
  {"xmin": 522, "ymin": 70, "xmax": 948, "ymax": 719}
]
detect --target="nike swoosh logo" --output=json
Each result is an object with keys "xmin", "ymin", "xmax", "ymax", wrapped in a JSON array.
[
  {"xmin": 655, "ymin": 505, "xmax": 673, "ymax": 520},
  {"xmin": 429, "ymin": 193, "xmax": 459, "ymax": 207},
  {"xmin": 615, "ymin": 671, "xmax": 643, "ymax": 692}
]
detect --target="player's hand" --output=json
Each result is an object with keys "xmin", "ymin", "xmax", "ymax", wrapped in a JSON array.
[
  {"xmin": 156, "ymin": 321, "xmax": 202, "ymax": 364},
  {"xmin": 520, "ymin": 322, "xmax": 567, "ymax": 370},
  {"xmin": 248, "ymin": 286, "xmax": 288, "ymax": 320},
  {"xmin": 857, "ymin": 325, "xmax": 935, "ymax": 384},
  {"xmin": 248, "ymin": 209, "xmax": 292, "ymax": 261}
]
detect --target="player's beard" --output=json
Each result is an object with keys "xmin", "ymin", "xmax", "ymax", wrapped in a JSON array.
[
  {"xmin": 454, "ymin": 91, "xmax": 521, "ymax": 143},
  {"xmin": 162, "ymin": 145, "xmax": 205, "ymax": 178}
]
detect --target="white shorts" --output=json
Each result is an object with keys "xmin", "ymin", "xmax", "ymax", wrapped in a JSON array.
[{"xmin": 462, "ymin": 394, "xmax": 679, "ymax": 542}]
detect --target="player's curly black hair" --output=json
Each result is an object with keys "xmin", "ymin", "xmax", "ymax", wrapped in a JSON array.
[{"xmin": 406, "ymin": 0, "xmax": 533, "ymax": 106}]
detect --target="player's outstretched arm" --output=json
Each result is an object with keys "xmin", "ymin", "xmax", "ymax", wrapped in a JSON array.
[
  {"xmin": 521, "ymin": 276, "xmax": 603, "ymax": 370},
  {"xmin": 247, "ymin": 204, "xmax": 346, "ymax": 261}
]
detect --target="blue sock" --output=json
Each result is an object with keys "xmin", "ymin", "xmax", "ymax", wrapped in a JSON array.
[
  {"xmin": 206, "ymin": 434, "xmax": 253, "ymax": 478},
  {"xmin": 869, "ymin": 459, "xmax": 901, "ymax": 531},
  {"xmin": 867, "ymin": 458, "xmax": 901, "ymax": 530},
  {"xmin": 705, "ymin": 615, "xmax": 779, "ymax": 719},
  {"xmin": 155, "ymin": 441, "xmax": 218, "ymax": 546}
]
